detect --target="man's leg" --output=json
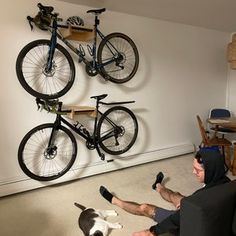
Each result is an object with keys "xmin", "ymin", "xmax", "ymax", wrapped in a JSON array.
[
  {"xmin": 156, "ymin": 183, "xmax": 184, "ymax": 209},
  {"xmin": 100, "ymin": 186, "xmax": 177, "ymax": 223},
  {"xmin": 152, "ymin": 172, "xmax": 184, "ymax": 209},
  {"xmin": 100, "ymin": 186, "xmax": 156, "ymax": 219}
]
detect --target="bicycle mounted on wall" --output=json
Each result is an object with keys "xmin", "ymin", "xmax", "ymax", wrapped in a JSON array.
[
  {"xmin": 18, "ymin": 94, "xmax": 138, "ymax": 181},
  {"xmin": 16, "ymin": 3, "xmax": 139, "ymax": 99}
]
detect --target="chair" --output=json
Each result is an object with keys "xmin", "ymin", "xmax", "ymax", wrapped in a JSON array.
[
  {"xmin": 196, "ymin": 115, "xmax": 232, "ymax": 169},
  {"xmin": 208, "ymin": 108, "xmax": 235, "ymax": 137},
  {"xmin": 180, "ymin": 180, "xmax": 236, "ymax": 236}
]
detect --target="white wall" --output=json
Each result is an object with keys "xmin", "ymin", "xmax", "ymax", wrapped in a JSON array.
[
  {"xmin": 0, "ymin": 0, "xmax": 230, "ymax": 196},
  {"xmin": 225, "ymin": 33, "xmax": 236, "ymax": 117},
  {"xmin": 227, "ymin": 54, "xmax": 236, "ymax": 113}
]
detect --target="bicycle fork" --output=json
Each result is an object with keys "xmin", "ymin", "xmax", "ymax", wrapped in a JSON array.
[
  {"xmin": 45, "ymin": 125, "xmax": 59, "ymax": 160},
  {"xmin": 45, "ymin": 22, "xmax": 58, "ymax": 74}
]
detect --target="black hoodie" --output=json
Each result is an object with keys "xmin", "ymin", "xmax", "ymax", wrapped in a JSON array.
[{"xmin": 149, "ymin": 149, "xmax": 231, "ymax": 236}]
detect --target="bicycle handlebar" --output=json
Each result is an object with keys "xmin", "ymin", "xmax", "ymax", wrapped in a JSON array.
[
  {"xmin": 27, "ymin": 3, "xmax": 62, "ymax": 30},
  {"xmin": 36, "ymin": 98, "xmax": 61, "ymax": 112},
  {"xmin": 28, "ymin": 3, "xmax": 107, "ymax": 32}
]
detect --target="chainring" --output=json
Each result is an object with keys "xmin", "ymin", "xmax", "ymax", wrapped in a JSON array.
[{"xmin": 85, "ymin": 61, "xmax": 98, "ymax": 76}]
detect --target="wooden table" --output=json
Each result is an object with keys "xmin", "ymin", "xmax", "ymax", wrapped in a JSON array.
[
  {"xmin": 207, "ymin": 117, "xmax": 236, "ymax": 175},
  {"xmin": 208, "ymin": 117, "xmax": 236, "ymax": 130}
]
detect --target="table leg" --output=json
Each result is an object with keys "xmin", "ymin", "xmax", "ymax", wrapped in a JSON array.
[{"xmin": 224, "ymin": 146, "xmax": 232, "ymax": 171}]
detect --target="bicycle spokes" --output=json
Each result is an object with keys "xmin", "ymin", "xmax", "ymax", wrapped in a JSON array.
[
  {"xmin": 18, "ymin": 124, "xmax": 76, "ymax": 180},
  {"xmin": 16, "ymin": 40, "xmax": 75, "ymax": 99},
  {"xmin": 100, "ymin": 125, "xmax": 124, "ymax": 143},
  {"xmin": 27, "ymin": 45, "xmax": 71, "ymax": 92},
  {"xmin": 97, "ymin": 33, "xmax": 139, "ymax": 83},
  {"xmin": 97, "ymin": 107, "xmax": 138, "ymax": 154}
]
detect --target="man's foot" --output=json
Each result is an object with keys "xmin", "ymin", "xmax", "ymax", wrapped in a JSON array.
[
  {"xmin": 100, "ymin": 186, "xmax": 114, "ymax": 203},
  {"xmin": 152, "ymin": 172, "xmax": 164, "ymax": 190}
]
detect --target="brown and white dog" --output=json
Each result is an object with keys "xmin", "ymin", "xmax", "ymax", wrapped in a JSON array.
[{"xmin": 74, "ymin": 202, "xmax": 122, "ymax": 236}]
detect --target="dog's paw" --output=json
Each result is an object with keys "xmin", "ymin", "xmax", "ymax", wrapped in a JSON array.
[
  {"xmin": 106, "ymin": 210, "xmax": 118, "ymax": 216},
  {"xmin": 113, "ymin": 222, "xmax": 122, "ymax": 229}
]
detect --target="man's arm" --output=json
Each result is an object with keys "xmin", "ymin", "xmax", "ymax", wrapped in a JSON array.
[{"xmin": 132, "ymin": 210, "xmax": 180, "ymax": 236}]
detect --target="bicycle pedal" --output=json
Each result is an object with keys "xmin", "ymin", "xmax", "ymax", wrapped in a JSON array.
[{"xmin": 102, "ymin": 75, "xmax": 109, "ymax": 81}]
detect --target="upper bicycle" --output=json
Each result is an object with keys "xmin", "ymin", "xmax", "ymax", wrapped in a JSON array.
[{"xmin": 16, "ymin": 3, "xmax": 139, "ymax": 99}]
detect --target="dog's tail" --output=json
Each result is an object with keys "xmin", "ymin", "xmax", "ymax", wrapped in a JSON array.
[{"xmin": 74, "ymin": 202, "xmax": 86, "ymax": 211}]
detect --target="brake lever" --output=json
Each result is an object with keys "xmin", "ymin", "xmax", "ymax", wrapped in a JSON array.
[
  {"xmin": 27, "ymin": 16, "xmax": 34, "ymax": 30},
  {"xmin": 35, "ymin": 98, "xmax": 41, "ymax": 110}
]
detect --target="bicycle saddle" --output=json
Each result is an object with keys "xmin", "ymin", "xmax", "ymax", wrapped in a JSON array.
[
  {"xmin": 91, "ymin": 94, "xmax": 107, "ymax": 101},
  {"xmin": 38, "ymin": 3, "xmax": 54, "ymax": 14},
  {"xmin": 87, "ymin": 8, "xmax": 106, "ymax": 15}
]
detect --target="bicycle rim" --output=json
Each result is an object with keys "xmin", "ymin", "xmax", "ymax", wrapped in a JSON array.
[
  {"xmin": 16, "ymin": 40, "xmax": 75, "ymax": 99},
  {"xmin": 18, "ymin": 123, "xmax": 77, "ymax": 181},
  {"xmin": 97, "ymin": 106, "xmax": 138, "ymax": 155},
  {"xmin": 97, "ymin": 33, "xmax": 139, "ymax": 83}
]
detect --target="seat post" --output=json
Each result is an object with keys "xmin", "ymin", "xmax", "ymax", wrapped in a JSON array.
[
  {"xmin": 224, "ymin": 146, "xmax": 231, "ymax": 171},
  {"xmin": 95, "ymin": 15, "xmax": 100, "ymax": 26}
]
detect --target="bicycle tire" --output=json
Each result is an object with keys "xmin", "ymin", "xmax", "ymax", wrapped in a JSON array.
[
  {"xmin": 97, "ymin": 106, "xmax": 138, "ymax": 155},
  {"xmin": 16, "ymin": 39, "xmax": 75, "ymax": 99},
  {"xmin": 97, "ymin": 32, "xmax": 139, "ymax": 83},
  {"xmin": 18, "ymin": 123, "xmax": 77, "ymax": 181}
]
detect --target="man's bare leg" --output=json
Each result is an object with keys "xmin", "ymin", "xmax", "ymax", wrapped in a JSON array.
[
  {"xmin": 156, "ymin": 183, "xmax": 184, "ymax": 209},
  {"xmin": 112, "ymin": 196, "xmax": 157, "ymax": 218},
  {"xmin": 152, "ymin": 172, "xmax": 184, "ymax": 209},
  {"xmin": 100, "ymin": 186, "xmax": 157, "ymax": 219}
]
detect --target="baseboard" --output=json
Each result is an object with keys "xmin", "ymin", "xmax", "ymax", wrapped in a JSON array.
[{"xmin": 0, "ymin": 143, "xmax": 194, "ymax": 197}]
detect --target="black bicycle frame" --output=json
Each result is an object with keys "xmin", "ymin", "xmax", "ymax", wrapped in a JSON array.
[
  {"xmin": 46, "ymin": 19, "xmax": 58, "ymax": 72},
  {"xmin": 45, "ymin": 98, "xmax": 135, "ymax": 159},
  {"xmin": 46, "ymin": 16, "xmax": 121, "ymax": 73}
]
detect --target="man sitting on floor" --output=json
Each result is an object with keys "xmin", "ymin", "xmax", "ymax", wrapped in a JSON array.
[{"xmin": 100, "ymin": 149, "xmax": 231, "ymax": 236}]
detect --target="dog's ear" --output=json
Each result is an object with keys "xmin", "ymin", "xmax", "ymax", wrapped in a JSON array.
[{"xmin": 92, "ymin": 230, "xmax": 103, "ymax": 236}]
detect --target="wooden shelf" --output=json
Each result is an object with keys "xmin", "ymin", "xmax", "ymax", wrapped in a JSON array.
[{"xmin": 59, "ymin": 25, "xmax": 94, "ymax": 42}]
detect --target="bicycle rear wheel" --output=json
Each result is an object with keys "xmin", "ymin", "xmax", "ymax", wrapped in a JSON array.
[
  {"xmin": 18, "ymin": 123, "xmax": 77, "ymax": 181},
  {"xmin": 16, "ymin": 39, "xmax": 75, "ymax": 99},
  {"xmin": 97, "ymin": 106, "xmax": 138, "ymax": 155},
  {"xmin": 97, "ymin": 33, "xmax": 139, "ymax": 83}
]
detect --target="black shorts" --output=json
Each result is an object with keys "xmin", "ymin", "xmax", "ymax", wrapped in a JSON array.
[{"xmin": 154, "ymin": 207, "xmax": 176, "ymax": 223}]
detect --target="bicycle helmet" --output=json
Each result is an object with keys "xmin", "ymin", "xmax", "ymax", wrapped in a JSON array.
[{"xmin": 66, "ymin": 16, "xmax": 84, "ymax": 26}]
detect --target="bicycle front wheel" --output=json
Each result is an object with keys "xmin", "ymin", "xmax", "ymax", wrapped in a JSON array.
[
  {"xmin": 18, "ymin": 123, "xmax": 77, "ymax": 181},
  {"xmin": 97, "ymin": 33, "xmax": 139, "ymax": 83},
  {"xmin": 97, "ymin": 106, "xmax": 138, "ymax": 155},
  {"xmin": 16, "ymin": 39, "xmax": 75, "ymax": 99}
]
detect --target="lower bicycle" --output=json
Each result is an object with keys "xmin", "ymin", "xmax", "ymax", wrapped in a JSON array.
[{"xmin": 18, "ymin": 94, "xmax": 138, "ymax": 181}]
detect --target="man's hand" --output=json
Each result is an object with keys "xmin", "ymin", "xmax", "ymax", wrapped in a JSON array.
[{"xmin": 132, "ymin": 229, "xmax": 155, "ymax": 236}]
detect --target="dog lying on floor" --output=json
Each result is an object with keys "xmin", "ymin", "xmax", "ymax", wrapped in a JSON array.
[{"xmin": 74, "ymin": 202, "xmax": 122, "ymax": 236}]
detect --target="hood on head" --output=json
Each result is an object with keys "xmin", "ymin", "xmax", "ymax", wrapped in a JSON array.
[{"xmin": 197, "ymin": 148, "xmax": 226, "ymax": 186}]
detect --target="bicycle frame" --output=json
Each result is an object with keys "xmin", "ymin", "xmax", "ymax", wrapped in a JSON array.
[
  {"xmin": 41, "ymin": 97, "xmax": 135, "ymax": 160},
  {"xmin": 46, "ymin": 14, "xmax": 119, "ymax": 73}
]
